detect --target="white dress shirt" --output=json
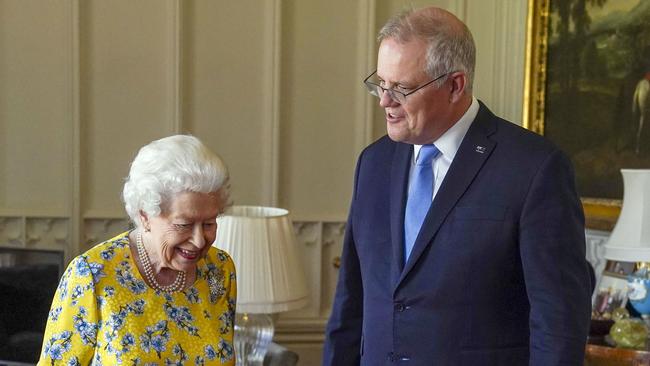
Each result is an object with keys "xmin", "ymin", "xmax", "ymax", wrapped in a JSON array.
[{"xmin": 410, "ymin": 97, "xmax": 479, "ymax": 199}]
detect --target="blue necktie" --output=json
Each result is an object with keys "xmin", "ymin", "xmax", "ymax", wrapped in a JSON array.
[{"xmin": 404, "ymin": 144, "xmax": 440, "ymax": 263}]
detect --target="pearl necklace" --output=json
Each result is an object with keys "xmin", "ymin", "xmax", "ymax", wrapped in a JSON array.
[{"xmin": 135, "ymin": 231, "xmax": 186, "ymax": 293}]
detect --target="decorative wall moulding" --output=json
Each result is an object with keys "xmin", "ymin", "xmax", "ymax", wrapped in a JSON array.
[
  {"xmin": 25, "ymin": 217, "xmax": 69, "ymax": 249},
  {"xmin": 0, "ymin": 217, "xmax": 24, "ymax": 247},
  {"xmin": 279, "ymin": 220, "xmax": 346, "ymax": 340},
  {"xmin": 0, "ymin": 216, "xmax": 69, "ymax": 250},
  {"xmin": 293, "ymin": 221, "xmax": 321, "ymax": 247},
  {"xmin": 322, "ymin": 222, "xmax": 346, "ymax": 248}
]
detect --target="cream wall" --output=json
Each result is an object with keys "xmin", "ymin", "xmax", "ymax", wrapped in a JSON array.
[{"xmin": 0, "ymin": 0, "xmax": 527, "ymax": 363}]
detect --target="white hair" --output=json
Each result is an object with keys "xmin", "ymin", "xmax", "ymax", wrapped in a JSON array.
[
  {"xmin": 122, "ymin": 134, "xmax": 230, "ymax": 226},
  {"xmin": 378, "ymin": 8, "xmax": 476, "ymax": 91}
]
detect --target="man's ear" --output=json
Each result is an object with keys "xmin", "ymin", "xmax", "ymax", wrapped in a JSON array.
[
  {"xmin": 448, "ymin": 72, "xmax": 468, "ymax": 103},
  {"xmin": 138, "ymin": 210, "xmax": 151, "ymax": 232}
]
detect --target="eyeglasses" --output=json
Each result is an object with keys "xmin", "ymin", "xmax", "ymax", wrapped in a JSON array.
[{"xmin": 363, "ymin": 70, "xmax": 453, "ymax": 104}]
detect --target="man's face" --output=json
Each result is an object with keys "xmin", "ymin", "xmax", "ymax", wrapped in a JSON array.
[{"xmin": 377, "ymin": 38, "xmax": 455, "ymax": 145}]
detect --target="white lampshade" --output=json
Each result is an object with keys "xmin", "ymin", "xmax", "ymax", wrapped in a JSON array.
[
  {"xmin": 213, "ymin": 205, "xmax": 309, "ymax": 314},
  {"xmin": 604, "ymin": 169, "xmax": 650, "ymax": 262}
]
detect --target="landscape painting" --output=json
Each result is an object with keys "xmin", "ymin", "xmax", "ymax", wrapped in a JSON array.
[{"xmin": 525, "ymin": 0, "xmax": 650, "ymax": 229}]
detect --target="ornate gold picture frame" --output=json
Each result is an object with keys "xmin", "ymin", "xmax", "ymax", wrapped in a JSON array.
[{"xmin": 522, "ymin": 0, "xmax": 650, "ymax": 231}]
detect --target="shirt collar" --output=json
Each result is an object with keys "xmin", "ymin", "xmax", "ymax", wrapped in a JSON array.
[{"xmin": 413, "ymin": 96, "xmax": 479, "ymax": 162}]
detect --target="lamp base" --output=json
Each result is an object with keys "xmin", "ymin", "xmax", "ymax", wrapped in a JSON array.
[{"xmin": 234, "ymin": 313, "xmax": 274, "ymax": 366}]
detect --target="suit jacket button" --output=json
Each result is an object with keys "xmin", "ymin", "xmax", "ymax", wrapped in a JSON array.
[
  {"xmin": 387, "ymin": 352, "xmax": 395, "ymax": 362},
  {"xmin": 395, "ymin": 303, "xmax": 406, "ymax": 312},
  {"xmin": 399, "ymin": 355, "xmax": 411, "ymax": 362}
]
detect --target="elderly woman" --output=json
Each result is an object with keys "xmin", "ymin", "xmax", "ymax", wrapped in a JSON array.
[{"xmin": 38, "ymin": 135, "xmax": 236, "ymax": 365}]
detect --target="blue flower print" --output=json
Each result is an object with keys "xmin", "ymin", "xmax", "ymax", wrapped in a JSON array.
[
  {"xmin": 100, "ymin": 246, "xmax": 115, "ymax": 260},
  {"xmin": 73, "ymin": 307, "xmax": 98, "ymax": 346},
  {"xmin": 129, "ymin": 299, "xmax": 146, "ymax": 314},
  {"xmin": 67, "ymin": 357, "xmax": 81, "ymax": 366},
  {"xmin": 164, "ymin": 302, "xmax": 199, "ymax": 337},
  {"xmin": 102, "ymin": 300, "xmax": 144, "ymax": 351},
  {"xmin": 217, "ymin": 251, "xmax": 228, "ymax": 262},
  {"xmin": 218, "ymin": 305, "xmax": 234, "ymax": 335},
  {"xmin": 48, "ymin": 345, "xmax": 63, "ymax": 360},
  {"xmin": 106, "ymin": 311, "xmax": 126, "ymax": 332},
  {"xmin": 88, "ymin": 261, "xmax": 106, "ymax": 283},
  {"xmin": 115, "ymin": 261, "xmax": 146, "ymax": 294},
  {"xmin": 217, "ymin": 338, "xmax": 234, "ymax": 363},
  {"xmin": 140, "ymin": 320, "xmax": 170, "ymax": 358},
  {"xmin": 104, "ymin": 286, "xmax": 116, "ymax": 296},
  {"xmin": 164, "ymin": 343, "xmax": 188, "ymax": 365},
  {"xmin": 151, "ymin": 335, "xmax": 167, "ymax": 354},
  {"xmin": 49, "ymin": 306, "xmax": 63, "ymax": 322},
  {"xmin": 206, "ymin": 263, "xmax": 217, "ymax": 272},
  {"xmin": 70, "ymin": 284, "xmax": 84, "ymax": 306},
  {"xmin": 204, "ymin": 344, "xmax": 217, "ymax": 360},
  {"xmin": 115, "ymin": 236, "xmax": 128, "ymax": 247},
  {"xmin": 97, "ymin": 286, "xmax": 116, "ymax": 309},
  {"xmin": 185, "ymin": 287, "xmax": 200, "ymax": 303},
  {"xmin": 57, "ymin": 270, "xmax": 72, "ymax": 301},
  {"xmin": 75, "ymin": 256, "xmax": 91, "ymax": 277},
  {"xmin": 121, "ymin": 333, "xmax": 135, "ymax": 353},
  {"xmin": 194, "ymin": 355, "xmax": 205, "ymax": 366},
  {"xmin": 42, "ymin": 330, "xmax": 72, "ymax": 361},
  {"xmin": 129, "ymin": 280, "xmax": 146, "ymax": 294}
]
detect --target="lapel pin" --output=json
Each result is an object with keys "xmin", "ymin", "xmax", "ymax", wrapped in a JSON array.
[{"xmin": 475, "ymin": 146, "xmax": 486, "ymax": 154}]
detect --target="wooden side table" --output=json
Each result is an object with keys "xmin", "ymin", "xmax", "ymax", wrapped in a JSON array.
[{"xmin": 585, "ymin": 344, "xmax": 650, "ymax": 366}]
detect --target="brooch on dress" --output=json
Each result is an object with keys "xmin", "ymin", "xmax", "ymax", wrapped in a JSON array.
[{"xmin": 208, "ymin": 268, "xmax": 226, "ymax": 303}]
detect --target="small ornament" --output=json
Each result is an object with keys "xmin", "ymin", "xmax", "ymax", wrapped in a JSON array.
[{"xmin": 610, "ymin": 317, "xmax": 648, "ymax": 350}]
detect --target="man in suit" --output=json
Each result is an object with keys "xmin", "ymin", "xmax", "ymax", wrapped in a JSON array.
[{"xmin": 323, "ymin": 7, "xmax": 592, "ymax": 366}]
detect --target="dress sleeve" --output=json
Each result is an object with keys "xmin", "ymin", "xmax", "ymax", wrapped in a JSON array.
[
  {"xmin": 37, "ymin": 255, "xmax": 100, "ymax": 366},
  {"xmin": 224, "ymin": 253, "xmax": 237, "ymax": 339},
  {"xmin": 228, "ymin": 259, "xmax": 236, "ymax": 314}
]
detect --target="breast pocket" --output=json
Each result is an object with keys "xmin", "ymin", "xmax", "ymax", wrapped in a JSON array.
[
  {"xmin": 449, "ymin": 205, "xmax": 512, "ymax": 253},
  {"xmin": 453, "ymin": 205, "xmax": 507, "ymax": 221}
]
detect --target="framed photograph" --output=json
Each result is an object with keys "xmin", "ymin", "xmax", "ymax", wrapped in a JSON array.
[
  {"xmin": 523, "ymin": 0, "xmax": 650, "ymax": 230},
  {"xmin": 593, "ymin": 260, "xmax": 636, "ymax": 319}
]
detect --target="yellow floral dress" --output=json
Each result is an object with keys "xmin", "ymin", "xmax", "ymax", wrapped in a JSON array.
[{"xmin": 37, "ymin": 232, "xmax": 236, "ymax": 365}]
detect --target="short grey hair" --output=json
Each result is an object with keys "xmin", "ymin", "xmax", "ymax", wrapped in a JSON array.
[
  {"xmin": 122, "ymin": 134, "xmax": 230, "ymax": 226},
  {"xmin": 378, "ymin": 8, "xmax": 476, "ymax": 91}
]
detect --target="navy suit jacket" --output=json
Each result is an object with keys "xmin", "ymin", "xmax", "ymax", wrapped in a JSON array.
[{"xmin": 323, "ymin": 102, "xmax": 592, "ymax": 366}]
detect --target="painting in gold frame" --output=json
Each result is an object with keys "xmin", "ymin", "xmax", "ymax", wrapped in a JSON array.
[{"xmin": 523, "ymin": 0, "xmax": 650, "ymax": 230}]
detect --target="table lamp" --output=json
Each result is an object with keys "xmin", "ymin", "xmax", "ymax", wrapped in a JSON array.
[
  {"xmin": 603, "ymin": 169, "xmax": 650, "ymax": 262},
  {"xmin": 213, "ymin": 206, "xmax": 309, "ymax": 365},
  {"xmin": 603, "ymin": 170, "xmax": 650, "ymax": 322}
]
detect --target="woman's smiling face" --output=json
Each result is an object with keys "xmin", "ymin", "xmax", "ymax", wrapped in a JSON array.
[{"xmin": 140, "ymin": 190, "xmax": 223, "ymax": 273}]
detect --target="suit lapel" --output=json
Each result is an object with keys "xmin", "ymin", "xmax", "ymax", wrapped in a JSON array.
[
  {"xmin": 396, "ymin": 103, "xmax": 498, "ymax": 287},
  {"xmin": 389, "ymin": 142, "xmax": 412, "ymax": 284}
]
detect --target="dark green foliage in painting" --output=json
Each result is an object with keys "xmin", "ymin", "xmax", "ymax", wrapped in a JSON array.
[{"xmin": 544, "ymin": 0, "xmax": 650, "ymax": 199}]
